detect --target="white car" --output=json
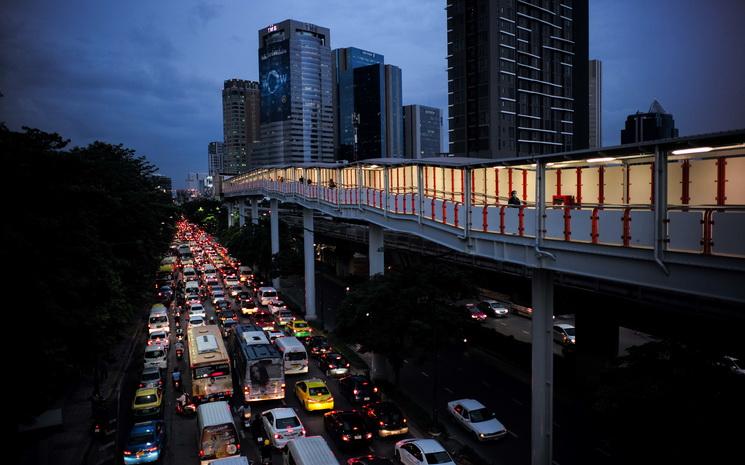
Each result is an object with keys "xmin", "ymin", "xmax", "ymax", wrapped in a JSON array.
[
  {"xmin": 395, "ymin": 438, "xmax": 455, "ymax": 465},
  {"xmin": 268, "ymin": 300, "xmax": 288, "ymax": 315},
  {"xmin": 224, "ymin": 276, "xmax": 240, "ymax": 288},
  {"xmin": 257, "ymin": 287, "xmax": 278, "ymax": 306},
  {"xmin": 147, "ymin": 330, "xmax": 170, "ymax": 351},
  {"xmin": 143, "ymin": 344, "xmax": 167, "ymax": 370},
  {"xmin": 189, "ymin": 303, "xmax": 206, "ymax": 316},
  {"xmin": 189, "ymin": 316, "xmax": 206, "ymax": 329},
  {"xmin": 212, "ymin": 291, "xmax": 226, "ymax": 304},
  {"xmin": 478, "ymin": 300, "xmax": 510, "ymax": 318},
  {"xmin": 447, "ymin": 399, "xmax": 507, "ymax": 441},
  {"xmin": 260, "ymin": 407, "xmax": 306, "ymax": 448},
  {"xmin": 553, "ymin": 324, "xmax": 576, "ymax": 346}
]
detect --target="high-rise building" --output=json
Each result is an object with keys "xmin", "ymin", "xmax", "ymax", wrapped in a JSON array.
[
  {"xmin": 254, "ymin": 20, "xmax": 334, "ymax": 166},
  {"xmin": 404, "ymin": 105, "xmax": 442, "ymax": 159},
  {"xmin": 351, "ymin": 63, "xmax": 404, "ymax": 160},
  {"xmin": 186, "ymin": 172, "xmax": 208, "ymax": 195},
  {"xmin": 589, "ymin": 59, "xmax": 602, "ymax": 148},
  {"xmin": 151, "ymin": 175, "xmax": 172, "ymax": 198},
  {"xmin": 333, "ymin": 47, "xmax": 385, "ymax": 160},
  {"xmin": 208, "ymin": 141, "xmax": 224, "ymax": 177},
  {"xmin": 621, "ymin": 100, "xmax": 679, "ymax": 144},
  {"xmin": 222, "ymin": 79, "xmax": 260, "ymax": 174},
  {"xmin": 447, "ymin": 0, "xmax": 589, "ymax": 158}
]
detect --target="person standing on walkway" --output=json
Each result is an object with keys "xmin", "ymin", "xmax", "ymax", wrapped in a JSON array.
[{"xmin": 508, "ymin": 190, "xmax": 522, "ymax": 207}]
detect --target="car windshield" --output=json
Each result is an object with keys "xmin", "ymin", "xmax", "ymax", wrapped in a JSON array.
[
  {"xmin": 563, "ymin": 327, "xmax": 576, "ymax": 336},
  {"xmin": 128, "ymin": 431, "xmax": 155, "ymax": 445},
  {"xmin": 149, "ymin": 316, "xmax": 167, "ymax": 324},
  {"xmin": 287, "ymin": 352, "xmax": 307, "ymax": 361},
  {"xmin": 469, "ymin": 408, "xmax": 492, "ymax": 422},
  {"xmin": 308, "ymin": 386, "xmax": 329, "ymax": 396},
  {"xmin": 145, "ymin": 350, "xmax": 165, "ymax": 359},
  {"xmin": 294, "ymin": 322, "xmax": 308, "ymax": 329},
  {"xmin": 190, "ymin": 318, "xmax": 204, "ymax": 325},
  {"xmin": 135, "ymin": 394, "xmax": 157, "ymax": 405},
  {"xmin": 150, "ymin": 333, "xmax": 166, "ymax": 340},
  {"xmin": 377, "ymin": 404, "xmax": 403, "ymax": 422},
  {"xmin": 425, "ymin": 451, "xmax": 453, "ymax": 464},
  {"xmin": 142, "ymin": 371, "xmax": 160, "ymax": 381},
  {"xmin": 191, "ymin": 306, "xmax": 204, "ymax": 312},
  {"xmin": 193, "ymin": 363, "xmax": 230, "ymax": 379},
  {"xmin": 275, "ymin": 416, "xmax": 301, "ymax": 429},
  {"xmin": 340, "ymin": 415, "xmax": 365, "ymax": 430}
]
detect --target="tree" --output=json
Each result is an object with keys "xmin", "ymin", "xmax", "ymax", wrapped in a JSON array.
[{"xmin": 335, "ymin": 261, "xmax": 478, "ymax": 384}]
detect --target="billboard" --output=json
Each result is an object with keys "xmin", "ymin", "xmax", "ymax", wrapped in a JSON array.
[{"xmin": 259, "ymin": 40, "xmax": 290, "ymax": 123}]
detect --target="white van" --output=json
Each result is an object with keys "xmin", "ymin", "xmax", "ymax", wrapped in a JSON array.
[
  {"xmin": 197, "ymin": 401, "xmax": 240, "ymax": 465},
  {"xmin": 283, "ymin": 436, "xmax": 339, "ymax": 465},
  {"xmin": 257, "ymin": 287, "xmax": 278, "ymax": 306},
  {"xmin": 143, "ymin": 344, "xmax": 167, "ymax": 370},
  {"xmin": 274, "ymin": 337, "xmax": 308, "ymax": 374},
  {"xmin": 148, "ymin": 306, "xmax": 169, "ymax": 334}
]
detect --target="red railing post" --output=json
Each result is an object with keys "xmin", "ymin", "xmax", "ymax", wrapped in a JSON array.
[
  {"xmin": 622, "ymin": 207, "xmax": 631, "ymax": 247},
  {"xmin": 681, "ymin": 160, "xmax": 690, "ymax": 205},
  {"xmin": 442, "ymin": 199, "xmax": 448, "ymax": 224},
  {"xmin": 518, "ymin": 206, "xmax": 525, "ymax": 236},
  {"xmin": 482, "ymin": 205, "xmax": 489, "ymax": 232},
  {"xmin": 563, "ymin": 206, "xmax": 571, "ymax": 241},
  {"xmin": 454, "ymin": 203, "xmax": 460, "ymax": 228},
  {"xmin": 431, "ymin": 198, "xmax": 436, "ymax": 221},
  {"xmin": 591, "ymin": 207, "xmax": 599, "ymax": 244},
  {"xmin": 499, "ymin": 206, "xmax": 506, "ymax": 234}
]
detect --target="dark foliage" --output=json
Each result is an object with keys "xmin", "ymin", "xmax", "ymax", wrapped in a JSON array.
[{"xmin": 3, "ymin": 125, "xmax": 175, "ymax": 424}]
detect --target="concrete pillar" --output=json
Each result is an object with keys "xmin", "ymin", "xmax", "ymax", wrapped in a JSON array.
[
  {"xmin": 238, "ymin": 200, "xmax": 246, "ymax": 227},
  {"xmin": 303, "ymin": 208, "xmax": 316, "ymax": 321},
  {"xmin": 368, "ymin": 225, "xmax": 384, "ymax": 276},
  {"xmin": 251, "ymin": 198, "xmax": 259, "ymax": 225},
  {"xmin": 270, "ymin": 198, "xmax": 280, "ymax": 289},
  {"xmin": 227, "ymin": 203, "xmax": 234, "ymax": 228},
  {"xmin": 531, "ymin": 268, "xmax": 554, "ymax": 465}
]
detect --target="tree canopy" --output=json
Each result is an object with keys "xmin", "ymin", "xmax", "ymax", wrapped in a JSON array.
[{"xmin": 3, "ymin": 125, "xmax": 175, "ymax": 423}]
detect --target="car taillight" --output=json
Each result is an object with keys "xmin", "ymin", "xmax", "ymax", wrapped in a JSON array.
[
  {"xmin": 341, "ymin": 434, "xmax": 351, "ymax": 441},
  {"xmin": 274, "ymin": 433, "xmax": 282, "ymax": 439},
  {"xmin": 244, "ymin": 386, "xmax": 250, "ymax": 393},
  {"xmin": 373, "ymin": 387, "xmax": 379, "ymax": 393},
  {"xmin": 379, "ymin": 421, "xmax": 385, "ymax": 426},
  {"xmin": 346, "ymin": 363, "xmax": 350, "ymax": 367},
  {"xmin": 123, "ymin": 450, "xmax": 132, "ymax": 456},
  {"xmin": 199, "ymin": 450, "xmax": 204, "ymax": 457},
  {"xmin": 403, "ymin": 418, "xmax": 407, "ymax": 423},
  {"xmin": 145, "ymin": 446, "xmax": 158, "ymax": 452},
  {"xmin": 365, "ymin": 432, "xmax": 373, "ymax": 439}
]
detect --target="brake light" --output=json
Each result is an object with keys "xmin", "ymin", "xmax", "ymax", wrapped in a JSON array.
[
  {"xmin": 379, "ymin": 421, "xmax": 385, "ymax": 426},
  {"xmin": 403, "ymin": 418, "xmax": 407, "ymax": 423},
  {"xmin": 123, "ymin": 450, "xmax": 132, "ymax": 456},
  {"xmin": 353, "ymin": 389, "xmax": 359, "ymax": 395},
  {"xmin": 346, "ymin": 363, "xmax": 350, "ymax": 367},
  {"xmin": 274, "ymin": 433, "xmax": 282, "ymax": 439},
  {"xmin": 341, "ymin": 434, "xmax": 351, "ymax": 441},
  {"xmin": 145, "ymin": 446, "xmax": 158, "ymax": 452},
  {"xmin": 199, "ymin": 450, "xmax": 205, "ymax": 457},
  {"xmin": 373, "ymin": 387, "xmax": 379, "ymax": 393},
  {"xmin": 365, "ymin": 432, "xmax": 373, "ymax": 439}
]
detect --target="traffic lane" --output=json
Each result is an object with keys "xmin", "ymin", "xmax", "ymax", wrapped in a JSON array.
[{"xmin": 396, "ymin": 353, "xmax": 530, "ymax": 465}]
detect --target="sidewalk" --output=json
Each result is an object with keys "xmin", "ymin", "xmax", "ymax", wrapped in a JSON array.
[{"xmin": 18, "ymin": 319, "xmax": 144, "ymax": 465}]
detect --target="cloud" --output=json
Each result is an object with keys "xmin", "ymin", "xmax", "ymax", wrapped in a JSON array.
[{"xmin": 190, "ymin": 1, "xmax": 223, "ymax": 29}]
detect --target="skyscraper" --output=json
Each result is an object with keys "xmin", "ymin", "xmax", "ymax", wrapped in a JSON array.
[
  {"xmin": 222, "ymin": 79, "xmax": 260, "ymax": 174},
  {"xmin": 208, "ymin": 141, "xmax": 224, "ymax": 177},
  {"xmin": 404, "ymin": 105, "xmax": 442, "ymax": 159},
  {"xmin": 384, "ymin": 64, "xmax": 404, "ymax": 158},
  {"xmin": 254, "ymin": 20, "xmax": 334, "ymax": 166},
  {"xmin": 621, "ymin": 100, "xmax": 679, "ymax": 144},
  {"xmin": 589, "ymin": 59, "xmax": 602, "ymax": 148},
  {"xmin": 333, "ymin": 47, "xmax": 385, "ymax": 160},
  {"xmin": 447, "ymin": 0, "xmax": 589, "ymax": 158}
]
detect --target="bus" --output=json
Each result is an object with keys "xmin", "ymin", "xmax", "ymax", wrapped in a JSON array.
[
  {"xmin": 229, "ymin": 324, "xmax": 285, "ymax": 402},
  {"xmin": 273, "ymin": 337, "xmax": 309, "ymax": 374},
  {"xmin": 188, "ymin": 325, "xmax": 234, "ymax": 404}
]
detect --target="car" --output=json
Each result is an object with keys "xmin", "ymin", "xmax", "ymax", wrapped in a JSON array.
[
  {"xmin": 253, "ymin": 311, "xmax": 276, "ymax": 331},
  {"xmin": 237, "ymin": 290, "xmax": 251, "ymax": 302},
  {"xmin": 188, "ymin": 302, "xmax": 206, "ymax": 315},
  {"xmin": 394, "ymin": 439, "xmax": 455, "ymax": 465},
  {"xmin": 294, "ymin": 379, "xmax": 334, "ymax": 412},
  {"xmin": 189, "ymin": 308, "xmax": 206, "ymax": 320},
  {"xmin": 147, "ymin": 330, "xmax": 170, "ymax": 351},
  {"xmin": 241, "ymin": 298, "xmax": 259, "ymax": 316},
  {"xmin": 318, "ymin": 352, "xmax": 350, "ymax": 377},
  {"xmin": 447, "ymin": 399, "xmax": 507, "ymax": 441},
  {"xmin": 265, "ymin": 330, "xmax": 285, "ymax": 342},
  {"xmin": 215, "ymin": 299, "xmax": 232, "ymax": 314},
  {"xmin": 143, "ymin": 344, "xmax": 167, "ymax": 370},
  {"xmin": 138, "ymin": 366, "xmax": 164, "ymax": 390},
  {"xmin": 362, "ymin": 401, "xmax": 408, "ymax": 438},
  {"xmin": 131, "ymin": 388, "xmax": 163, "ymax": 419},
  {"xmin": 123, "ymin": 420, "xmax": 166, "ymax": 464},
  {"xmin": 188, "ymin": 316, "xmax": 206, "ymax": 329},
  {"xmin": 347, "ymin": 456, "xmax": 395, "ymax": 465},
  {"xmin": 324, "ymin": 410, "xmax": 373, "ymax": 448},
  {"xmin": 476, "ymin": 300, "xmax": 510, "ymax": 318},
  {"xmin": 219, "ymin": 309, "xmax": 237, "ymax": 323},
  {"xmin": 338, "ymin": 375, "xmax": 380, "ymax": 404},
  {"xmin": 220, "ymin": 318, "xmax": 238, "ymax": 338},
  {"xmin": 716, "ymin": 355, "xmax": 745, "ymax": 376},
  {"xmin": 288, "ymin": 319, "xmax": 312, "ymax": 339},
  {"xmin": 212, "ymin": 291, "xmax": 226, "ymax": 304},
  {"xmin": 268, "ymin": 300, "xmax": 288, "ymax": 315},
  {"xmin": 228, "ymin": 284, "xmax": 243, "ymax": 297},
  {"xmin": 465, "ymin": 304, "xmax": 487, "ymax": 321},
  {"xmin": 257, "ymin": 286, "xmax": 279, "ymax": 306},
  {"xmin": 275, "ymin": 309, "xmax": 295, "ymax": 327},
  {"xmin": 260, "ymin": 407, "xmax": 306, "ymax": 448},
  {"xmin": 553, "ymin": 324, "xmax": 576, "ymax": 346},
  {"xmin": 306, "ymin": 336, "xmax": 333, "ymax": 357},
  {"xmin": 224, "ymin": 276, "xmax": 240, "ymax": 288}
]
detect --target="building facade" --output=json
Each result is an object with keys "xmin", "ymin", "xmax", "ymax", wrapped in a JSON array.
[
  {"xmin": 333, "ymin": 47, "xmax": 385, "ymax": 160},
  {"xmin": 151, "ymin": 175, "xmax": 172, "ymax": 198},
  {"xmin": 621, "ymin": 100, "xmax": 679, "ymax": 144},
  {"xmin": 208, "ymin": 141, "xmax": 224, "ymax": 177},
  {"xmin": 447, "ymin": 0, "xmax": 589, "ymax": 158},
  {"xmin": 254, "ymin": 20, "xmax": 335, "ymax": 166},
  {"xmin": 404, "ymin": 105, "xmax": 442, "ymax": 159},
  {"xmin": 222, "ymin": 79, "xmax": 260, "ymax": 174},
  {"xmin": 384, "ymin": 64, "xmax": 404, "ymax": 158},
  {"xmin": 589, "ymin": 59, "xmax": 602, "ymax": 148}
]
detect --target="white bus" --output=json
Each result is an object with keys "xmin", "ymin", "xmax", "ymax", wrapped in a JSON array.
[{"xmin": 273, "ymin": 337, "xmax": 308, "ymax": 374}]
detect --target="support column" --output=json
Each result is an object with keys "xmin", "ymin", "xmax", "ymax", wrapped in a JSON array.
[
  {"xmin": 369, "ymin": 224, "xmax": 386, "ymax": 380},
  {"xmin": 531, "ymin": 268, "xmax": 554, "ymax": 465},
  {"xmin": 270, "ymin": 198, "xmax": 280, "ymax": 289},
  {"xmin": 227, "ymin": 203, "xmax": 234, "ymax": 228},
  {"xmin": 238, "ymin": 200, "xmax": 246, "ymax": 227},
  {"xmin": 251, "ymin": 198, "xmax": 259, "ymax": 225},
  {"xmin": 368, "ymin": 225, "xmax": 385, "ymax": 276},
  {"xmin": 303, "ymin": 208, "xmax": 316, "ymax": 321}
]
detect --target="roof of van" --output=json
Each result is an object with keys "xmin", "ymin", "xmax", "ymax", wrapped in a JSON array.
[
  {"xmin": 197, "ymin": 401, "xmax": 234, "ymax": 429},
  {"xmin": 208, "ymin": 457, "xmax": 250, "ymax": 465},
  {"xmin": 274, "ymin": 336, "xmax": 305, "ymax": 350},
  {"xmin": 286, "ymin": 436, "xmax": 340, "ymax": 465}
]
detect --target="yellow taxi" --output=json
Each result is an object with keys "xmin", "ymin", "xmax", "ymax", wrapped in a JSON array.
[
  {"xmin": 288, "ymin": 320, "xmax": 312, "ymax": 339},
  {"xmin": 131, "ymin": 387, "xmax": 163, "ymax": 418},
  {"xmin": 294, "ymin": 379, "xmax": 334, "ymax": 412}
]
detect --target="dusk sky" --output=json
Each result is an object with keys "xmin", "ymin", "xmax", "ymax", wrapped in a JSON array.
[{"xmin": 2, "ymin": 0, "xmax": 744, "ymax": 188}]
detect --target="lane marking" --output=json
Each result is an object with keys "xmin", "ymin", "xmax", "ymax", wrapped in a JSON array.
[
  {"xmin": 98, "ymin": 441, "xmax": 115, "ymax": 452},
  {"xmin": 421, "ymin": 371, "xmax": 430, "ymax": 378},
  {"xmin": 508, "ymin": 430, "xmax": 518, "ymax": 439},
  {"xmin": 521, "ymin": 330, "xmax": 530, "ymax": 335},
  {"xmin": 511, "ymin": 397, "xmax": 523, "ymax": 406},
  {"xmin": 481, "ymin": 380, "xmax": 491, "ymax": 388},
  {"xmin": 403, "ymin": 359, "xmax": 409, "ymax": 364},
  {"xmin": 443, "ymin": 387, "xmax": 454, "ymax": 394},
  {"xmin": 499, "ymin": 322, "xmax": 508, "ymax": 326}
]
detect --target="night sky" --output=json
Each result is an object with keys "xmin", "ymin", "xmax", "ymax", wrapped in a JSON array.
[{"xmin": 1, "ymin": 0, "xmax": 743, "ymax": 187}]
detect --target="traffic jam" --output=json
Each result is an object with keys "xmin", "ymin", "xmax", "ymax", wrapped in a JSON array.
[{"xmin": 125, "ymin": 219, "xmax": 506, "ymax": 465}]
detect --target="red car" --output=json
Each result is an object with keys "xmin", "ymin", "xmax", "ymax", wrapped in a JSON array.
[
  {"xmin": 466, "ymin": 304, "xmax": 487, "ymax": 321},
  {"xmin": 252, "ymin": 310, "xmax": 275, "ymax": 331}
]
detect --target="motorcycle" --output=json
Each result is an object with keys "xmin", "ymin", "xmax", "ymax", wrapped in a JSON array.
[
  {"xmin": 172, "ymin": 370, "xmax": 182, "ymax": 391},
  {"xmin": 175, "ymin": 343, "xmax": 184, "ymax": 361},
  {"xmin": 175, "ymin": 393, "xmax": 196, "ymax": 417}
]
